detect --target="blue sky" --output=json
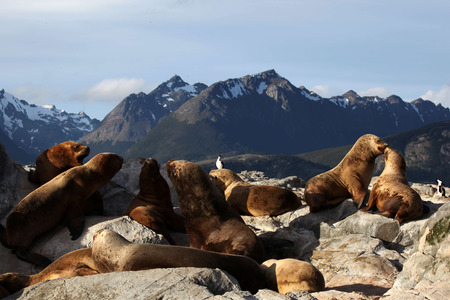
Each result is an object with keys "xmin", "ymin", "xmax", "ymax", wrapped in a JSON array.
[{"xmin": 1, "ymin": 0, "xmax": 449, "ymax": 120}]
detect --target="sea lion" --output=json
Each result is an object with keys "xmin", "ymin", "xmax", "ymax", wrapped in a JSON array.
[
  {"xmin": 28, "ymin": 141, "xmax": 90, "ymax": 184},
  {"xmin": 0, "ymin": 248, "xmax": 98, "ymax": 296},
  {"xmin": 166, "ymin": 160, "xmax": 266, "ymax": 263},
  {"xmin": 126, "ymin": 158, "xmax": 185, "ymax": 245},
  {"xmin": 304, "ymin": 134, "xmax": 388, "ymax": 212},
  {"xmin": 260, "ymin": 258, "xmax": 325, "ymax": 294},
  {"xmin": 209, "ymin": 168, "xmax": 302, "ymax": 216},
  {"xmin": 362, "ymin": 147, "xmax": 423, "ymax": 223},
  {"xmin": 0, "ymin": 153, "xmax": 123, "ymax": 267},
  {"xmin": 28, "ymin": 141, "xmax": 104, "ymax": 216},
  {"xmin": 91, "ymin": 229, "xmax": 265, "ymax": 294}
]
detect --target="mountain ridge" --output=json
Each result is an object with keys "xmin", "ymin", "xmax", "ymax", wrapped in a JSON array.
[
  {"xmin": 0, "ymin": 89, "xmax": 100, "ymax": 162},
  {"xmin": 124, "ymin": 70, "xmax": 450, "ymax": 162}
]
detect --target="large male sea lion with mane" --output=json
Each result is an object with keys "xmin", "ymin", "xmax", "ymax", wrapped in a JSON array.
[
  {"xmin": 126, "ymin": 158, "xmax": 185, "ymax": 245},
  {"xmin": 209, "ymin": 168, "xmax": 301, "ymax": 216},
  {"xmin": 91, "ymin": 229, "xmax": 265, "ymax": 293},
  {"xmin": 0, "ymin": 153, "xmax": 123, "ymax": 267},
  {"xmin": 305, "ymin": 134, "xmax": 388, "ymax": 212},
  {"xmin": 362, "ymin": 147, "xmax": 423, "ymax": 223},
  {"xmin": 166, "ymin": 160, "xmax": 266, "ymax": 263}
]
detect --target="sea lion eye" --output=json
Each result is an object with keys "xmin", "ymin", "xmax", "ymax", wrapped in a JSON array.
[{"xmin": 74, "ymin": 145, "xmax": 79, "ymax": 150}]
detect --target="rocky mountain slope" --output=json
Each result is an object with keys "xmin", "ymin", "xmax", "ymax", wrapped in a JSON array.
[
  {"xmin": 0, "ymin": 89, "xmax": 99, "ymax": 163},
  {"xmin": 78, "ymin": 76, "xmax": 207, "ymax": 156},
  {"xmin": 124, "ymin": 70, "xmax": 450, "ymax": 163}
]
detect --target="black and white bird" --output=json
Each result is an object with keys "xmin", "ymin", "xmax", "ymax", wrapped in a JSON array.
[
  {"xmin": 216, "ymin": 155, "xmax": 224, "ymax": 169},
  {"xmin": 436, "ymin": 179, "xmax": 446, "ymax": 198}
]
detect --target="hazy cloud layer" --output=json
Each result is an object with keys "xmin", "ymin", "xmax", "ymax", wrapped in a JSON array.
[{"xmin": 422, "ymin": 84, "xmax": 450, "ymax": 108}]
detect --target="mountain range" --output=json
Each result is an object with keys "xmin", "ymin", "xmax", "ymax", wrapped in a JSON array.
[
  {"xmin": 0, "ymin": 89, "xmax": 99, "ymax": 162},
  {"xmin": 123, "ymin": 70, "xmax": 450, "ymax": 162},
  {"xmin": 78, "ymin": 76, "xmax": 207, "ymax": 155}
]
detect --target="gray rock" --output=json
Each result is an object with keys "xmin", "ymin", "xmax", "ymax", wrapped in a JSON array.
[
  {"xmin": 5, "ymin": 268, "xmax": 294, "ymax": 300},
  {"xmin": 333, "ymin": 211, "xmax": 400, "ymax": 242},
  {"xmin": 386, "ymin": 202, "xmax": 450, "ymax": 298}
]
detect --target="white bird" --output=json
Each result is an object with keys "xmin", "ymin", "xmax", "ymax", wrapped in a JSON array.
[
  {"xmin": 436, "ymin": 179, "xmax": 446, "ymax": 198},
  {"xmin": 216, "ymin": 155, "xmax": 224, "ymax": 169}
]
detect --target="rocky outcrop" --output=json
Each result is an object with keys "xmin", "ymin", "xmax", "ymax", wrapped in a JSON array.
[{"xmin": 1, "ymin": 146, "xmax": 449, "ymax": 299}]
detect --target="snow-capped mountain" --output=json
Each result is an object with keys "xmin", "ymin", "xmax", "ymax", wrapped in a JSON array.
[
  {"xmin": 124, "ymin": 70, "xmax": 450, "ymax": 162},
  {"xmin": 78, "ymin": 75, "xmax": 207, "ymax": 156},
  {"xmin": 0, "ymin": 89, "xmax": 100, "ymax": 161}
]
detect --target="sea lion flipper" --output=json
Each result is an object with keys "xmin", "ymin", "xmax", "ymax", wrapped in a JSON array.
[
  {"xmin": 15, "ymin": 248, "xmax": 52, "ymax": 267},
  {"xmin": 67, "ymin": 219, "xmax": 85, "ymax": 240}
]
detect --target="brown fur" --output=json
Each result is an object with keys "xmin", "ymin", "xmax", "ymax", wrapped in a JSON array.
[
  {"xmin": 92, "ymin": 229, "xmax": 265, "ymax": 294},
  {"xmin": 166, "ymin": 160, "xmax": 266, "ymax": 263},
  {"xmin": 1, "ymin": 153, "xmax": 123, "ymax": 267},
  {"xmin": 261, "ymin": 258, "xmax": 325, "ymax": 294},
  {"xmin": 126, "ymin": 158, "xmax": 185, "ymax": 245},
  {"xmin": 0, "ymin": 248, "xmax": 98, "ymax": 296},
  {"xmin": 362, "ymin": 147, "xmax": 423, "ymax": 223},
  {"xmin": 209, "ymin": 169, "xmax": 302, "ymax": 216},
  {"xmin": 305, "ymin": 134, "xmax": 388, "ymax": 212},
  {"xmin": 28, "ymin": 141, "xmax": 103, "ymax": 216}
]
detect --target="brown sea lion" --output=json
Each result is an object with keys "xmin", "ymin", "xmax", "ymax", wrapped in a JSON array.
[
  {"xmin": 0, "ymin": 153, "xmax": 123, "ymax": 267},
  {"xmin": 28, "ymin": 141, "xmax": 104, "ymax": 216},
  {"xmin": 126, "ymin": 158, "xmax": 185, "ymax": 245},
  {"xmin": 166, "ymin": 160, "xmax": 266, "ymax": 263},
  {"xmin": 92, "ymin": 229, "xmax": 265, "ymax": 293},
  {"xmin": 209, "ymin": 168, "xmax": 301, "ymax": 216},
  {"xmin": 28, "ymin": 141, "xmax": 90, "ymax": 184},
  {"xmin": 0, "ymin": 248, "xmax": 98, "ymax": 296},
  {"xmin": 305, "ymin": 134, "xmax": 388, "ymax": 212},
  {"xmin": 260, "ymin": 258, "xmax": 325, "ymax": 294},
  {"xmin": 362, "ymin": 147, "xmax": 423, "ymax": 223}
]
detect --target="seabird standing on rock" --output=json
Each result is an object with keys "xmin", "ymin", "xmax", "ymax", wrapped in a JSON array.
[
  {"xmin": 436, "ymin": 179, "xmax": 446, "ymax": 198},
  {"xmin": 216, "ymin": 155, "xmax": 224, "ymax": 169}
]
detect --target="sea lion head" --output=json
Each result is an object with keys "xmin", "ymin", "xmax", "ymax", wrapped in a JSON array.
[
  {"xmin": 355, "ymin": 134, "xmax": 388, "ymax": 157},
  {"xmin": 140, "ymin": 158, "xmax": 161, "ymax": 183},
  {"xmin": 86, "ymin": 153, "xmax": 123, "ymax": 178},
  {"xmin": 209, "ymin": 169, "xmax": 243, "ymax": 191},
  {"xmin": 383, "ymin": 147, "xmax": 406, "ymax": 176},
  {"xmin": 48, "ymin": 141, "xmax": 90, "ymax": 168}
]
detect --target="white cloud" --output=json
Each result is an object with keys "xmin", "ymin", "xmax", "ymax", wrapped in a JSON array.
[
  {"xmin": 10, "ymin": 86, "xmax": 64, "ymax": 106},
  {"xmin": 358, "ymin": 87, "xmax": 390, "ymax": 98},
  {"xmin": 1, "ymin": 0, "xmax": 132, "ymax": 14},
  {"xmin": 421, "ymin": 84, "xmax": 450, "ymax": 108},
  {"xmin": 311, "ymin": 85, "xmax": 331, "ymax": 98},
  {"xmin": 75, "ymin": 78, "xmax": 157, "ymax": 103}
]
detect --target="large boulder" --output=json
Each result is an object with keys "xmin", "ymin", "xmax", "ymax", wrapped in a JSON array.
[{"xmin": 384, "ymin": 202, "xmax": 450, "ymax": 299}]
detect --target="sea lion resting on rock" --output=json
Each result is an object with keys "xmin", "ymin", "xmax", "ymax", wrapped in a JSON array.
[
  {"xmin": 209, "ymin": 168, "xmax": 301, "ymax": 216},
  {"xmin": 0, "ymin": 248, "xmax": 98, "ymax": 296},
  {"xmin": 92, "ymin": 229, "xmax": 265, "ymax": 294},
  {"xmin": 126, "ymin": 158, "xmax": 185, "ymax": 245},
  {"xmin": 260, "ymin": 258, "xmax": 325, "ymax": 294},
  {"xmin": 166, "ymin": 160, "xmax": 266, "ymax": 263},
  {"xmin": 0, "ymin": 153, "xmax": 123, "ymax": 267},
  {"xmin": 305, "ymin": 134, "xmax": 388, "ymax": 212},
  {"xmin": 362, "ymin": 147, "xmax": 423, "ymax": 223},
  {"xmin": 28, "ymin": 141, "xmax": 104, "ymax": 216}
]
